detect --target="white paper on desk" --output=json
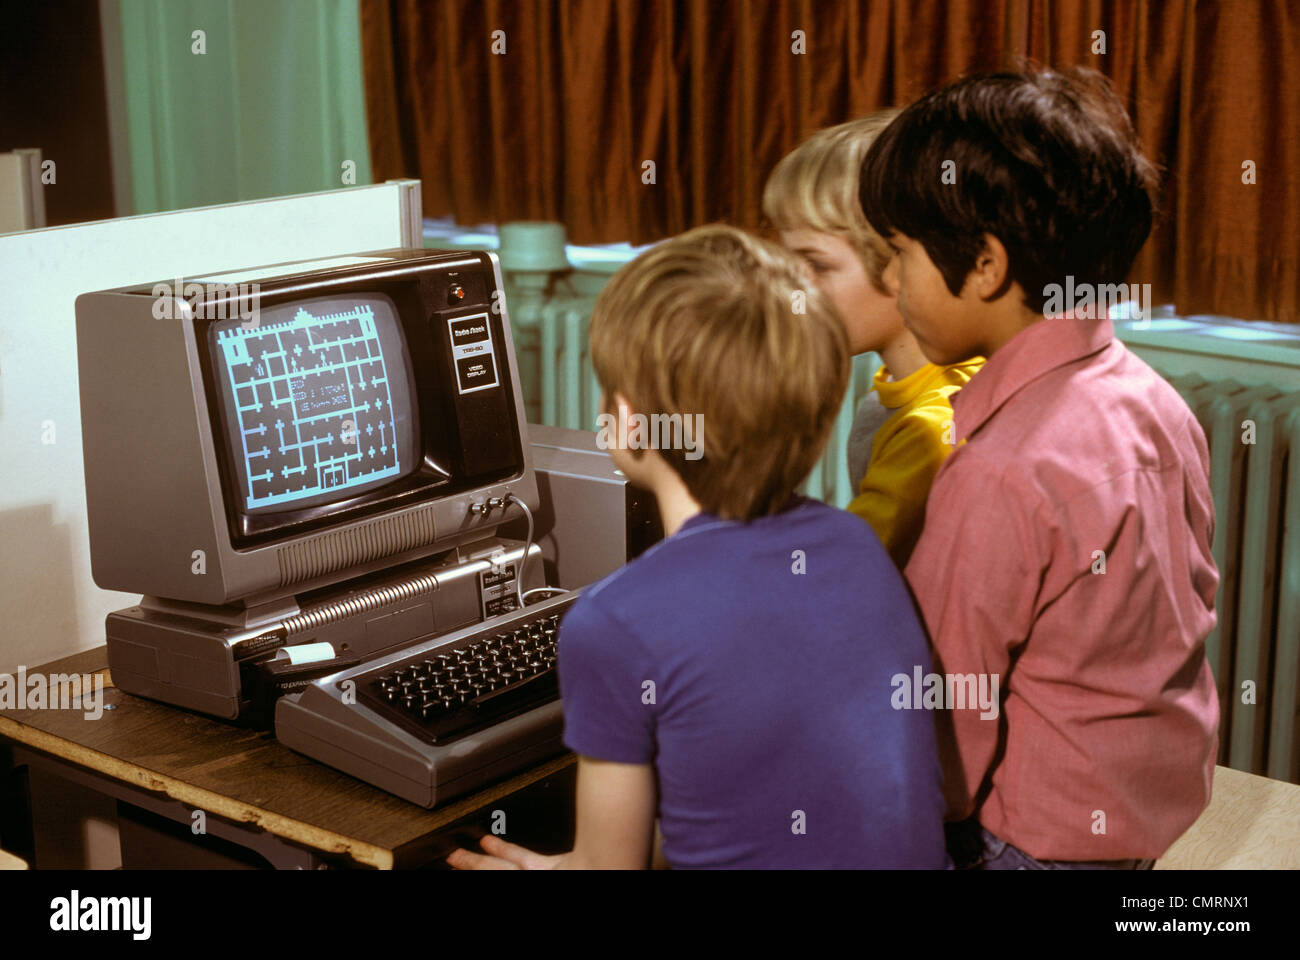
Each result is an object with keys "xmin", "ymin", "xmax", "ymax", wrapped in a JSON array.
[{"xmin": 275, "ymin": 642, "xmax": 336, "ymax": 665}]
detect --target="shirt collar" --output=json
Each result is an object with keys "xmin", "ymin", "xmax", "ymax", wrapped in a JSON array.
[
  {"xmin": 874, "ymin": 361, "xmax": 959, "ymax": 409},
  {"xmin": 952, "ymin": 315, "xmax": 1115, "ymax": 442},
  {"xmin": 676, "ymin": 494, "xmax": 815, "ymax": 534}
]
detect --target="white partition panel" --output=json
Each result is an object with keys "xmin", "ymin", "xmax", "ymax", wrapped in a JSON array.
[{"xmin": 0, "ymin": 180, "xmax": 422, "ymax": 673}]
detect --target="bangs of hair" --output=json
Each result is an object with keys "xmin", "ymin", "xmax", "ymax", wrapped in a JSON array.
[
  {"xmin": 763, "ymin": 135, "xmax": 859, "ymax": 235},
  {"xmin": 763, "ymin": 113, "xmax": 900, "ymax": 290}
]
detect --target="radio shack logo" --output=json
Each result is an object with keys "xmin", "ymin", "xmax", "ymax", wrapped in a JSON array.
[{"xmin": 49, "ymin": 891, "xmax": 151, "ymax": 940}]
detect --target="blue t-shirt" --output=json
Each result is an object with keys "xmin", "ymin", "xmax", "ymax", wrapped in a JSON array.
[{"xmin": 557, "ymin": 497, "xmax": 948, "ymax": 868}]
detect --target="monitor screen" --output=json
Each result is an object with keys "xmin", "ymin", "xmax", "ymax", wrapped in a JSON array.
[{"xmin": 209, "ymin": 294, "xmax": 421, "ymax": 513}]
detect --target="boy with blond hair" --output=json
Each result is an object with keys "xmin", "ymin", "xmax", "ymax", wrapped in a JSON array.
[
  {"xmin": 764, "ymin": 114, "xmax": 983, "ymax": 566},
  {"xmin": 449, "ymin": 225, "xmax": 947, "ymax": 869}
]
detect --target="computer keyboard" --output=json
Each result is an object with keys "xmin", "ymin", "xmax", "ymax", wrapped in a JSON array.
[
  {"xmin": 359, "ymin": 603, "xmax": 563, "ymax": 745},
  {"xmin": 275, "ymin": 589, "xmax": 577, "ymax": 808}
]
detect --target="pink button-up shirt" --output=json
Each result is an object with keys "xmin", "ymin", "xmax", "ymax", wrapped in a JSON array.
[{"xmin": 904, "ymin": 314, "xmax": 1219, "ymax": 861}]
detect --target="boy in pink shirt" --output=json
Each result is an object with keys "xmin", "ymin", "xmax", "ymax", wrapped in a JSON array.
[{"xmin": 859, "ymin": 68, "xmax": 1219, "ymax": 869}]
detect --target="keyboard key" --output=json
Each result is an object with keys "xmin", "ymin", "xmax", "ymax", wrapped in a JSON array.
[{"xmin": 423, "ymin": 670, "xmax": 560, "ymax": 742}]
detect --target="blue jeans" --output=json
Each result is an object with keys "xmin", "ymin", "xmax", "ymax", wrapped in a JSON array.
[{"xmin": 947, "ymin": 819, "xmax": 1155, "ymax": 870}]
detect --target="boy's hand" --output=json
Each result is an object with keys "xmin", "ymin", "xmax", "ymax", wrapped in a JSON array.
[
  {"xmin": 446, "ymin": 757, "xmax": 656, "ymax": 870},
  {"xmin": 446, "ymin": 834, "xmax": 565, "ymax": 870}
]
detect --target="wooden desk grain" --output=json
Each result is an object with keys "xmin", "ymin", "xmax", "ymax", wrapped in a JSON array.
[
  {"xmin": 0, "ymin": 647, "xmax": 574, "ymax": 869},
  {"xmin": 1156, "ymin": 765, "xmax": 1300, "ymax": 869}
]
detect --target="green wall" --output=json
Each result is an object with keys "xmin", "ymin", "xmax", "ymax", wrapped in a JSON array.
[{"xmin": 111, "ymin": 0, "xmax": 372, "ymax": 214}]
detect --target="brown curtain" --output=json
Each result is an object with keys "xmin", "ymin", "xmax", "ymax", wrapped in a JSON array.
[{"xmin": 361, "ymin": 0, "xmax": 1300, "ymax": 324}]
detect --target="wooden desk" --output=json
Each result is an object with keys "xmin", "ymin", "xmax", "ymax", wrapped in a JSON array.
[
  {"xmin": 1156, "ymin": 764, "xmax": 1300, "ymax": 869},
  {"xmin": 0, "ymin": 647, "xmax": 575, "ymax": 869},
  {"xmin": 4, "ymin": 648, "xmax": 1297, "ymax": 869}
]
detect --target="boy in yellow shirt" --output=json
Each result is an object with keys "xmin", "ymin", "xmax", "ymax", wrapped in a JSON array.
[{"xmin": 763, "ymin": 114, "xmax": 983, "ymax": 566}]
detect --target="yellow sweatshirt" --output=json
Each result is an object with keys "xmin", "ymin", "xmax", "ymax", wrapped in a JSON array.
[{"xmin": 847, "ymin": 359, "xmax": 984, "ymax": 567}]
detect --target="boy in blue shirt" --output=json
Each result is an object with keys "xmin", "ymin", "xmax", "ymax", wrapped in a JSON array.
[{"xmin": 448, "ymin": 225, "xmax": 947, "ymax": 869}]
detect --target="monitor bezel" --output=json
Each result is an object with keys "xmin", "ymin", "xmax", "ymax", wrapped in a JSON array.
[{"xmin": 190, "ymin": 254, "xmax": 524, "ymax": 548}]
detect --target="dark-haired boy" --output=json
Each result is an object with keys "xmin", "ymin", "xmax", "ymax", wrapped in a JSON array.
[
  {"xmin": 860, "ymin": 68, "xmax": 1219, "ymax": 869},
  {"xmin": 449, "ymin": 224, "xmax": 948, "ymax": 869}
]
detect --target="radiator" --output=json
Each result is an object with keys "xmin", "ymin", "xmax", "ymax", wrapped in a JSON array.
[
  {"xmin": 508, "ymin": 294, "xmax": 603, "ymax": 431},
  {"xmin": 1167, "ymin": 376, "xmax": 1300, "ymax": 783}
]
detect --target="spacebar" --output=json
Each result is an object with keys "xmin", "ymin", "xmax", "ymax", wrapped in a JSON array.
[{"xmin": 429, "ymin": 670, "xmax": 559, "ymax": 741}]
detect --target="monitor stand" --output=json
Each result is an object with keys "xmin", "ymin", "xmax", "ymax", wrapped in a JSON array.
[{"xmin": 104, "ymin": 536, "xmax": 543, "ymax": 724}]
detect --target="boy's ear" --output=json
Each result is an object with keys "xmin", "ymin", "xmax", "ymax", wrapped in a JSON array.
[
  {"xmin": 598, "ymin": 389, "xmax": 637, "ymax": 423},
  {"xmin": 610, "ymin": 391, "xmax": 649, "ymax": 462},
  {"xmin": 880, "ymin": 250, "xmax": 901, "ymax": 297},
  {"xmin": 970, "ymin": 233, "xmax": 1013, "ymax": 301}
]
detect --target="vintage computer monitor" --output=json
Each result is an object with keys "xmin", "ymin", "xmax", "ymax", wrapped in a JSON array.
[{"xmin": 75, "ymin": 249, "xmax": 547, "ymax": 723}]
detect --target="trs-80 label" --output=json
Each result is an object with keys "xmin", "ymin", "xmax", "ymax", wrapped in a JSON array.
[{"xmin": 447, "ymin": 313, "xmax": 500, "ymax": 395}]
